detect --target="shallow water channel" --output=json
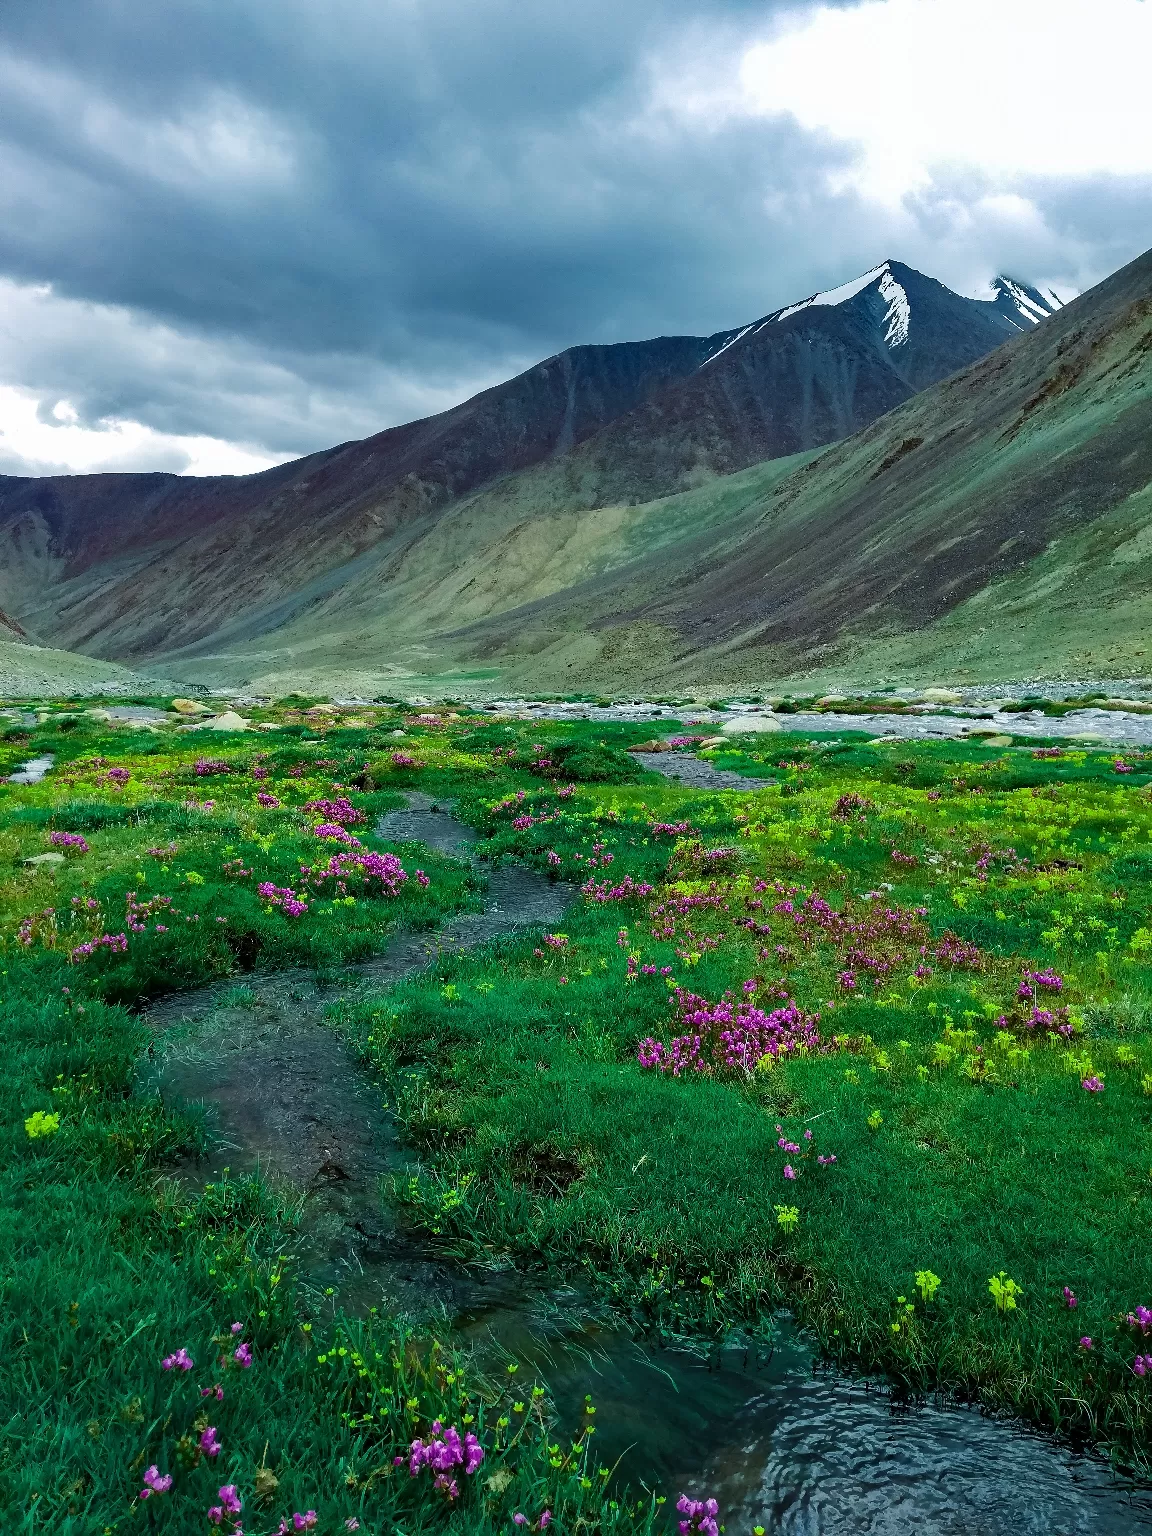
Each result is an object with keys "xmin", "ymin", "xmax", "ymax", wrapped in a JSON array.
[{"xmin": 140, "ymin": 795, "xmax": 1152, "ymax": 1534}]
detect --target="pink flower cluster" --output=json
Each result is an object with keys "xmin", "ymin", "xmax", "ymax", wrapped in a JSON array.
[
  {"xmin": 49, "ymin": 831, "xmax": 89, "ymax": 853},
  {"xmin": 408, "ymin": 1420, "xmax": 484, "ymax": 1500},
  {"xmin": 314, "ymin": 822, "xmax": 359, "ymax": 842},
  {"xmin": 257, "ymin": 881, "xmax": 309, "ymax": 917},
  {"xmin": 933, "ymin": 933, "xmax": 983, "ymax": 968},
  {"xmin": 194, "ymin": 758, "xmax": 231, "ymax": 777},
  {"xmin": 306, "ymin": 848, "xmax": 408, "ymax": 896},
  {"xmin": 207, "ymin": 1484, "xmax": 242, "ymax": 1525},
  {"xmin": 582, "ymin": 875, "xmax": 655, "ymax": 903},
  {"xmin": 303, "ymin": 796, "xmax": 364, "ymax": 825},
  {"xmin": 125, "ymin": 890, "xmax": 174, "ymax": 933},
  {"xmin": 639, "ymin": 988, "xmax": 820, "ymax": 1075},
  {"xmin": 256, "ymin": 792, "xmax": 281, "ymax": 808},
  {"xmin": 677, "ymin": 1494, "xmax": 720, "ymax": 1536},
  {"xmin": 71, "ymin": 931, "xmax": 129, "ymax": 961}
]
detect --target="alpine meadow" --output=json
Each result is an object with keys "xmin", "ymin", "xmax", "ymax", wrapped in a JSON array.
[{"xmin": 4, "ymin": 2, "xmax": 1152, "ymax": 1531}]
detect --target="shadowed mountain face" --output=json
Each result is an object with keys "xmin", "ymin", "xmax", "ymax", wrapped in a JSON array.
[{"xmin": 0, "ymin": 261, "xmax": 1056, "ymax": 666}]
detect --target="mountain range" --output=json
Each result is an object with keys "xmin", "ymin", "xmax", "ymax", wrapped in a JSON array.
[{"xmin": 6, "ymin": 251, "xmax": 1143, "ymax": 696}]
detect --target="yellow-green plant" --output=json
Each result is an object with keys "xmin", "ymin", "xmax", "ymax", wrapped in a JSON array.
[
  {"xmin": 989, "ymin": 1271, "xmax": 1023, "ymax": 1312},
  {"xmin": 24, "ymin": 1110, "xmax": 60, "ymax": 1139},
  {"xmin": 915, "ymin": 1269, "xmax": 941, "ymax": 1303}
]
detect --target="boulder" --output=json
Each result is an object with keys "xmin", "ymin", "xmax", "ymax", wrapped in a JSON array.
[
  {"xmin": 722, "ymin": 716, "xmax": 782, "ymax": 734},
  {"xmin": 920, "ymin": 688, "xmax": 964, "ymax": 704},
  {"xmin": 170, "ymin": 698, "xmax": 208, "ymax": 715},
  {"xmin": 185, "ymin": 711, "xmax": 251, "ymax": 732},
  {"xmin": 24, "ymin": 852, "xmax": 65, "ymax": 867}
]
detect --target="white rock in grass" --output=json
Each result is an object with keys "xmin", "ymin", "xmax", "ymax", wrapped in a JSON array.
[
  {"xmin": 722, "ymin": 716, "xmax": 782, "ymax": 734},
  {"xmin": 25, "ymin": 852, "xmax": 65, "ymax": 867}
]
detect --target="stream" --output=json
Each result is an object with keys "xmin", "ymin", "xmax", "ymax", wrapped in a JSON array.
[{"xmin": 140, "ymin": 794, "xmax": 1152, "ymax": 1534}]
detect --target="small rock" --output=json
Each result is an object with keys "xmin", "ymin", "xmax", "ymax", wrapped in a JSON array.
[
  {"xmin": 85, "ymin": 708, "xmax": 111, "ymax": 722},
  {"xmin": 629, "ymin": 739, "xmax": 672, "ymax": 752},
  {"xmin": 24, "ymin": 852, "xmax": 65, "ymax": 867}
]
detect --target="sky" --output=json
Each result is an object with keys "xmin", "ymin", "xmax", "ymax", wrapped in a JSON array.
[{"xmin": 0, "ymin": 0, "xmax": 1149, "ymax": 477}]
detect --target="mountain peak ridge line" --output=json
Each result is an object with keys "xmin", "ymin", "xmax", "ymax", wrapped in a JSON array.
[{"xmin": 0, "ymin": 251, "xmax": 1085, "ymax": 692}]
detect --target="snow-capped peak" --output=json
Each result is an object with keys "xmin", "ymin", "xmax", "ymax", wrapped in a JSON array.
[
  {"xmin": 769, "ymin": 262, "xmax": 891, "ymax": 324},
  {"xmin": 983, "ymin": 276, "xmax": 1065, "ymax": 329},
  {"xmin": 698, "ymin": 260, "xmax": 911, "ymax": 367},
  {"xmin": 765, "ymin": 259, "xmax": 910, "ymax": 349}
]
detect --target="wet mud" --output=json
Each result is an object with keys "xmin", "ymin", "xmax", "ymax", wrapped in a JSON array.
[{"xmin": 632, "ymin": 752, "xmax": 775, "ymax": 791}]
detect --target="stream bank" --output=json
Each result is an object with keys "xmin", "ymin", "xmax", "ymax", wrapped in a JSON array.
[{"xmin": 139, "ymin": 794, "xmax": 1152, "ymax": 1534}]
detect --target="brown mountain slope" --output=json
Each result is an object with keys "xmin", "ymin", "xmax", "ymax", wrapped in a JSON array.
[
  {"xmin": 433, "ymin": 245, "xmax": 1152, "ymax": 690},
  {"xmin": 0, "ymin": 262, "xmax": 1041, "ymax": 666}
]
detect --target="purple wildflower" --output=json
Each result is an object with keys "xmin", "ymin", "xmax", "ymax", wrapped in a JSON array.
[
  {"xmin": 140, "ymin": 1465, "xmax": 173, "ymax": 1499},
  {"xmin": 676, "ymin": 1493, "xmax": 720, "ymax": 1536},
  {"xmin": 200, "ymin": 1426, "xmax": 222, "ymax": 1457},
  {"xmin": 161, "ymin": 1347, "xmax": 194, "ymax": 1371},
  {"xmin": 234, "ymin": 1341, "xmax": 252, "ymax": 1368}
]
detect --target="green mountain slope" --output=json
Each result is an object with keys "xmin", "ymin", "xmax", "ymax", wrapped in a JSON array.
[
  {"xmin": 403, "ymin": 245, "xmax": 1152, "ymax": 693},
  {"xmin": 82, "ymin": 244, "xmax": 1151, "ymax": 697}
]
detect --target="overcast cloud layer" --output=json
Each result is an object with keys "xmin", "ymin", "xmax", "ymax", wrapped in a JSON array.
[{"xmin": 0, "ymin": 0, "xmax": 1149, "ymax": 476}]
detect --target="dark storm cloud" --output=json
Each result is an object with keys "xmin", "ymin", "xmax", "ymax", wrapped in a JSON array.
[
  {"xmin": 0, "ymin": 0, "xmax": 881, "ymax": 459},
  {"xmin": 0, "ymin": 0, "xmax": 1146, "ymax": 470}
]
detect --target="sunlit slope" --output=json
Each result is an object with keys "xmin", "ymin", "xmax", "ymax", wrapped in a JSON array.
[
  {"xmin": 433, "ymin": 246, "xmax": 1152, "ymax": 690},
  {"xmin": 154, "ymin": 452, "xmax": 815, "ymax": 682}
]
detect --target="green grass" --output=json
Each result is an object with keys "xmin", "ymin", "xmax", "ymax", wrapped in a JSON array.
[{"xmin": 5, "ymin": 702, "xmax": 1152, "ymax": 1530}]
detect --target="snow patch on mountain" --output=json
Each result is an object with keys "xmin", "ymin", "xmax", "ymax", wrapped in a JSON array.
[
  {"xmin": 983, "ymin": 276, "xmax": 1066, "ymax": 327},
  {"xmin": 771, "ymin": 263, "xmax": 889, "ymax": 324},
  {"xmin": 698, "ymin": 321, "xmax": 757, "ymax": 368},
  {"xmin": 878, "ymin": 268, "xmax": 910, "ymax": 347}
]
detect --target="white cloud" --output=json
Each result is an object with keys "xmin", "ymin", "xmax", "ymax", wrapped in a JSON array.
[
  {"xmin": 0, "ymin": 384, "xmax": 286, "ymax": 476},
  {"xmin": 741, "ymin": 0, "xmax": 1152, "ymax": 203},
  {"xmin": 0, "ymin": 278, "xmax": 516, "ymax": 476}
]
